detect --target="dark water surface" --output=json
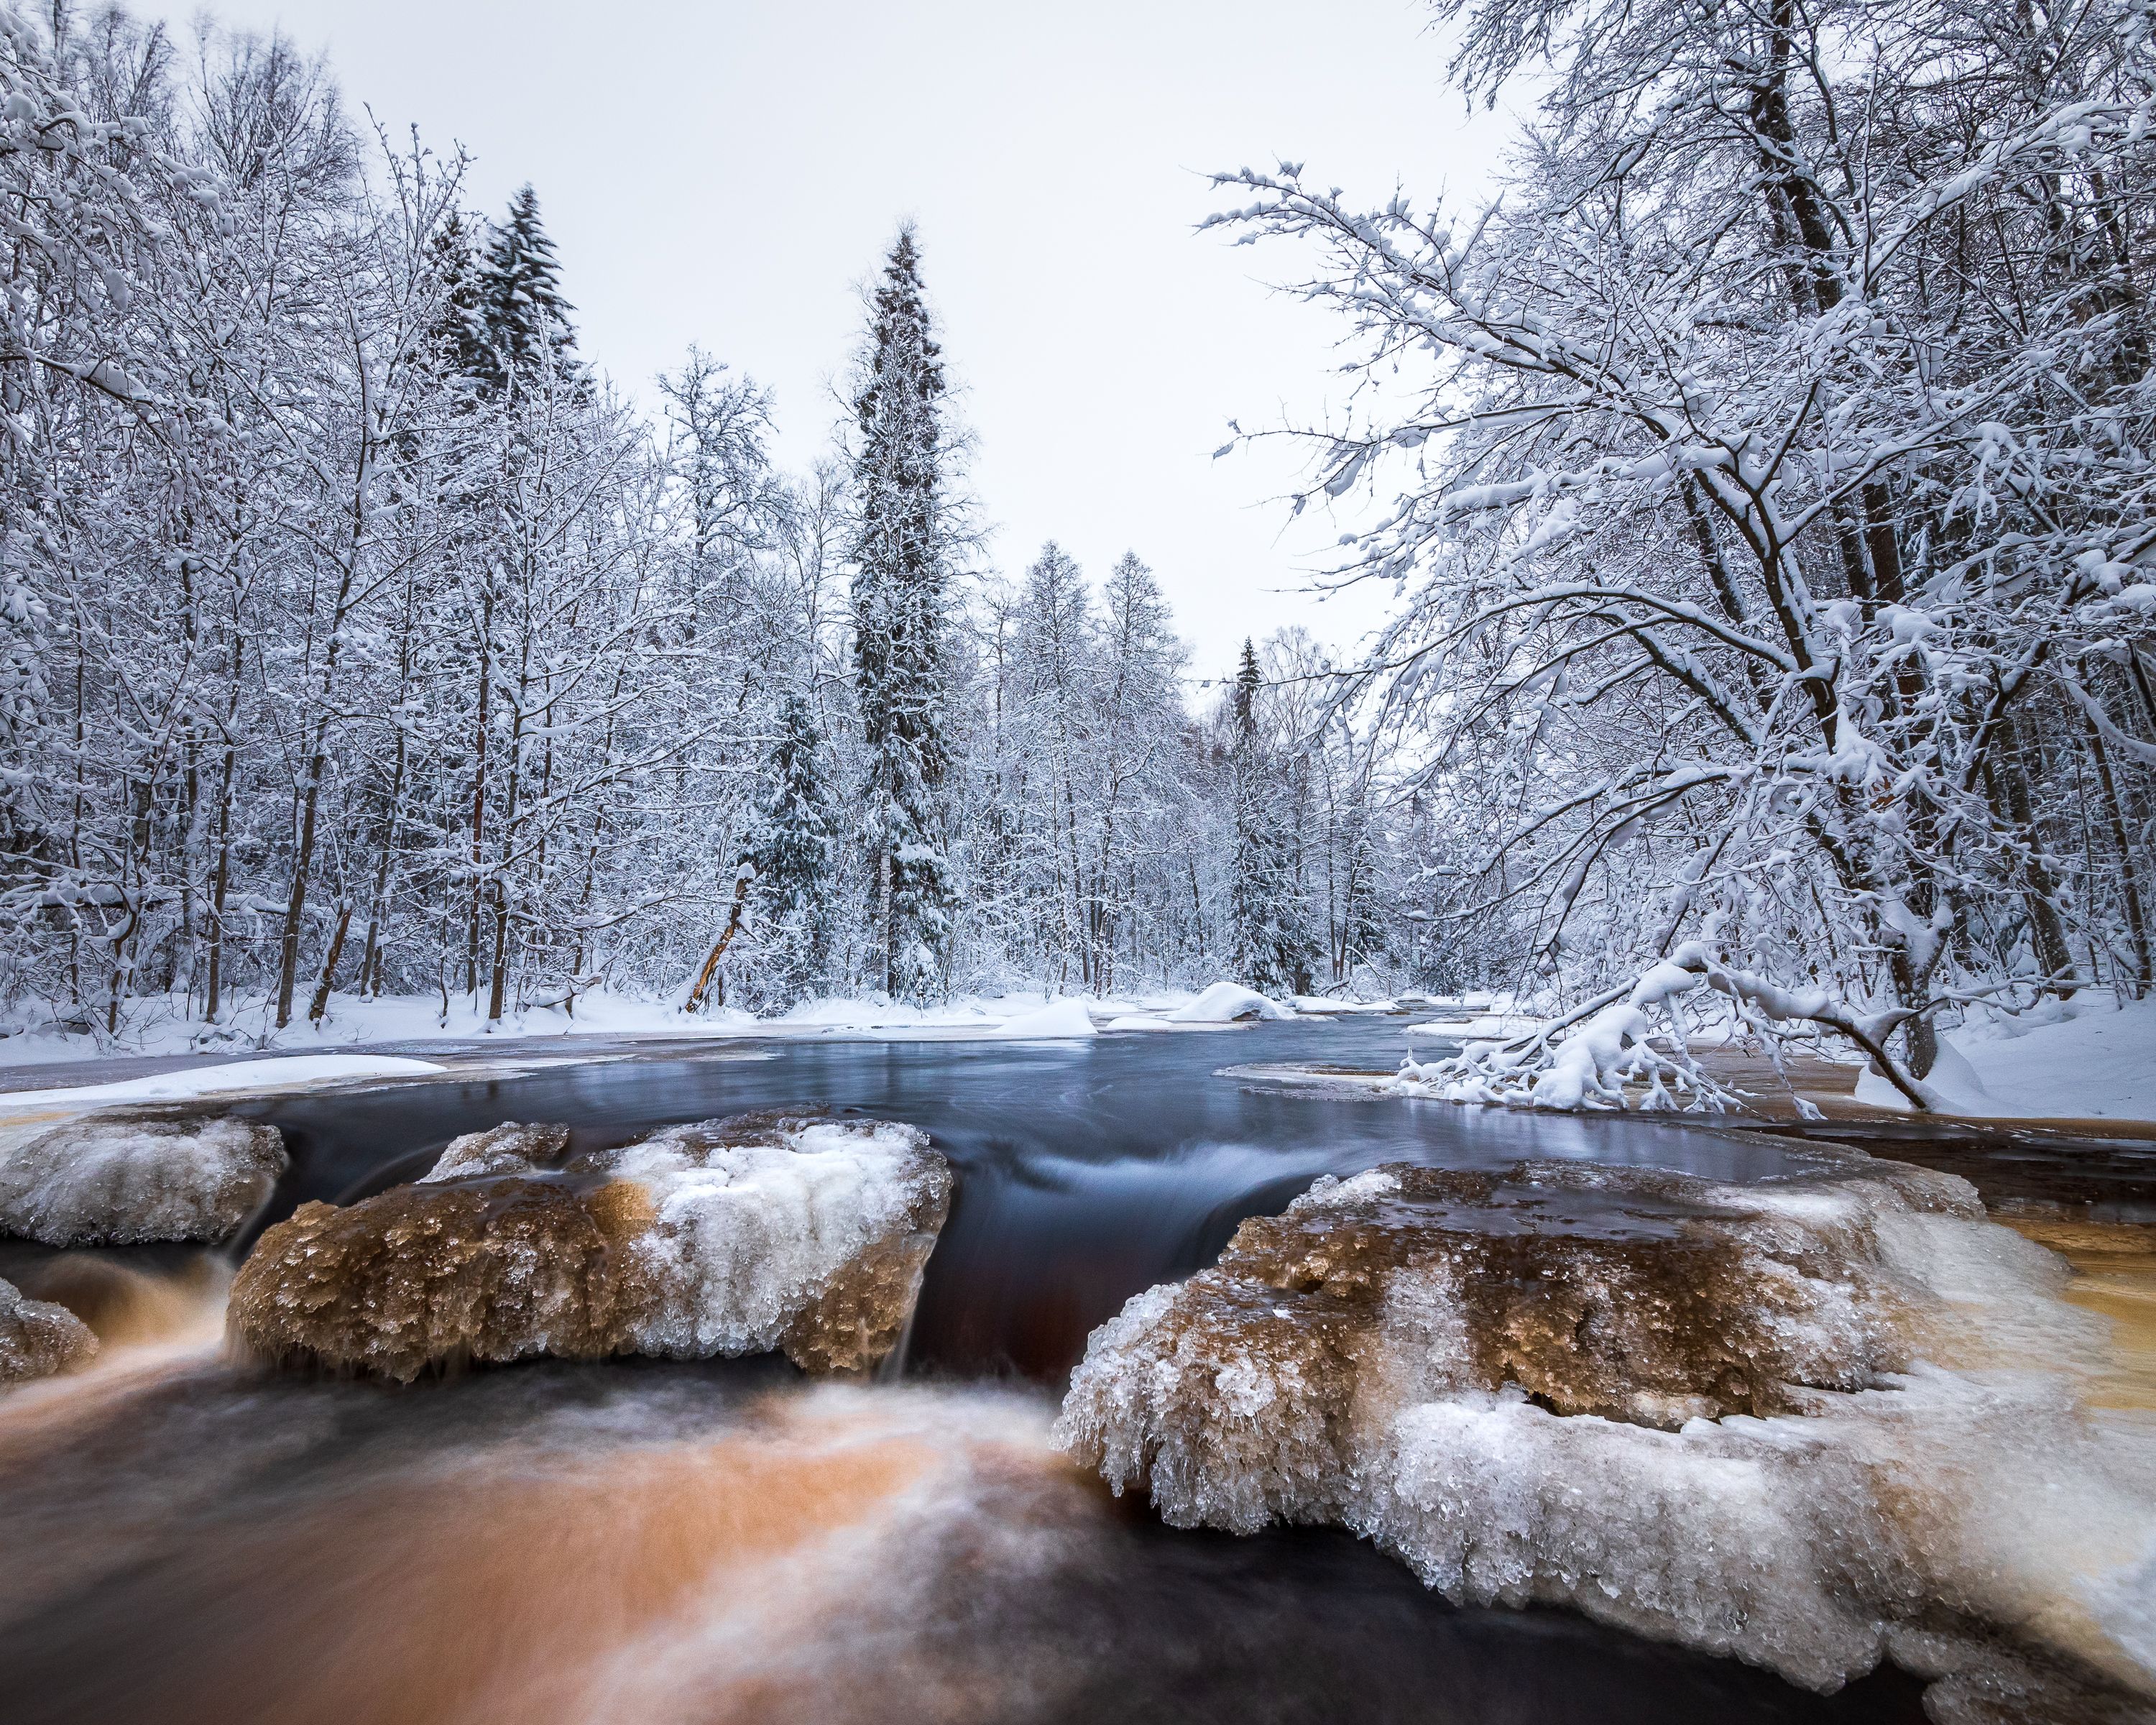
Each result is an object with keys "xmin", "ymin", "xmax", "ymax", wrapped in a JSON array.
[
  {"xmin": 237, "ymin": 1016, "xmax": 1815, "ymax": 1377},
  {"xmin": 0, "ymin": 1018, "xmax": 1932, "ymax": 1725}
]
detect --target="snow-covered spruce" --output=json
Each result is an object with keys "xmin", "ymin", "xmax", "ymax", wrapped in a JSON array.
[
  {"xmin": 1227, "ymin": 640, "xmax": 1315, "ymax": 1000},
  {"xmin": 0, "ymin": 1110, "xmax": 288, "ymax": 1246},
  {"xmin": 230, "ymin": 1112, "xmax": 951, "ymax": 1381},
  {"xmin": 849, "ymin": 227, "xmax": 957, "ymax": 1008},
  {"xmin": 1054, "ymin": 1161, "xmax": 2156, "ymax": 1721},
  {"xmin": 0, "ymin": 1277, "xmax": 98, "ymax": 1383}
]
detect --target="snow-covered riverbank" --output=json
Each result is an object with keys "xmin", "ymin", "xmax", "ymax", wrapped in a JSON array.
[
  {"xmin": 0, "ymin": 981, "xmax": 1356, "ymax": 1100},
  {"xmin": 1851, "ymin": 998, "xmax": 2156, "ymax": 1123}
]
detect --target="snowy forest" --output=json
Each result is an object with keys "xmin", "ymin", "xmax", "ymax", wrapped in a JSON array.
[
  {"xmin": 1, "ymin": 0, "xmax": 2154, "ymax": 1091},
  {"xmin": 1220, "ymin": 0, "xmax": 2156, "ymax": 1095},
  {"xmin": 0, "ymin": 5, "xmax": 1406, "ymax": 1040}
]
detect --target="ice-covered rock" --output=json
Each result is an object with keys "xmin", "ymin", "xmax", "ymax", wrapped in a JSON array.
[
  {"xmin": 0, "ymin": 1276, "xmax": 98, "ymax": 1381},
  {"xmin": 1166, "ymin": 983, "xmax": 1293, "ymax": 1024},
  {"xmin": 0, "ymin": 1110, "xmax": 287, "ymax": 1245},
  {"xmin": 419, "ymin": 1121, "xmax": 570, "ymax": 1182},
  {"xmin": 231, "ymin": 1110, "xmax": 952, "ymax": 1381},
  {"xmin": 1056, "ymin": 1157, "xmax": 2156, "ymax": 1721}
]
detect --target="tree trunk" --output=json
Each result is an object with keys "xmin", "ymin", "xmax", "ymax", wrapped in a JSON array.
[
  {"xmin": 1990, "ymin": 722, "xmax": 2078, "ymax": 995},
  {"xmin": 308, "ymin": 902, "xmax": 353, "ymax": 1024},
  {"xmin": 205, "ymin": 740, "xmax": 235, "ymax": 1023},
  {"xmin": 686, "ymin": 871, "xmax": 754, "ymax": 1013},
  {"xmin": 466, "ymin": 583, "xmax": 494, "ymax": 999},
  {"xmin": 2088, "ymin": 720, "xmax": 2152, "ymax": 997}
]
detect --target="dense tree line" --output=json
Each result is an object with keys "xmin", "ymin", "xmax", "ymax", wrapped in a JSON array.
[
  {"xmin": 1220, "ymin": 0, "xmax": 2156, "ymax": 1082},
  {"xmin": 0, "ymin": 5, "xmax": 1408, "ymax": 1040}
]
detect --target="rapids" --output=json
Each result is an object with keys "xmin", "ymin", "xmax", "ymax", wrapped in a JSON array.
[{"xmin": 0, "ymin": 1013, "xmax": 2146, "ymax": 1723}]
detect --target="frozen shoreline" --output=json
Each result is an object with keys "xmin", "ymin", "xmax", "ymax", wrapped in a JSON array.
[{"xmin": 0, "ymin": 982, "xmax": 1351, "ymax": 1103}]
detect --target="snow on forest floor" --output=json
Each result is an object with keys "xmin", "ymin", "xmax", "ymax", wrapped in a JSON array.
[
  {"xmin": 0, "ymin": 982, "xmax": 1363, "ymax": 1098},
  {"xmin": 1851, "ymin": 995, "xmax": 2156, "ymax": 1123}
]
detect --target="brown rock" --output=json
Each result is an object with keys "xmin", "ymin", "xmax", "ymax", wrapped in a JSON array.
[
  {"xmin": 1058, "ymin": 1159, "xmax": 1961, "ymax": 1524},
  {"xmin": 229, "ymin": 1113, "xmax": 950, "ymax": 1383}
]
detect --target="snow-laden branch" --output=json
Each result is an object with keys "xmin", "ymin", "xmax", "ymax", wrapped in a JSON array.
[{"xmin": 1394, "ymin": 942, "xmax": 1930, "ymax": 1112}]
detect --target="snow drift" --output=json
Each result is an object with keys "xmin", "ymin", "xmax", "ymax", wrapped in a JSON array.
[
  {"xmin": 1166, "ymin": 983, "xmax": 1294, "ymax": 1024},
  {"xmin": 1852, "ymin": 1000, "xmax": 2156, "ymax": 1123},
  {"xmin": 0, "ymin": 1276, "xmax": 98, "ymax": 1382},
  {"xmin": 0, "ymin": 1110, "xmax": 288, "ymax": 1245},
  {"xmin": 231, "ymin": 1110, "xmax": 952, "ymax": 1381},
  {"xmin": 1056, "ymin": 1158, "xmax": 2156, "ymax": 1722},
  {"xmin": 987, "ymin": 998, "xmax": 1098, "ymax": 1039}
]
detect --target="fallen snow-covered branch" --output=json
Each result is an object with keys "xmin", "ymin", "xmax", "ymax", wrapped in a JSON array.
[{"xmin": 1393, "ymin": 942, "xmax": 1930, "ymax": 1112}]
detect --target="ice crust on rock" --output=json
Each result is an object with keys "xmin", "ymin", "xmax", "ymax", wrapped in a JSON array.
[
  {"xmin": 0, "ymin": 1276, "xmax": 98, "ymax": 1381},
  {"xmin": 419, "ymin": 1121, "xmax": 571, "ymax": 1182},
  {"xmin": 574, "ymin": 1116, "xmax": 955, "ymax": 1368},
  {"xmin": 0, "ymin": 1110, "xmax": 288, "ymax": 1245},
  {"xmin": 231, "ymin": 1110, "xmax": 951, "ymax": 1381},
  {"xmin": 1056, "ymin": 1158, "xmax": 2156, "ymax": 1721}
]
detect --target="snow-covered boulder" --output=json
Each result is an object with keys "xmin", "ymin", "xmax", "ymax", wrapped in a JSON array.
[
  {"xmin": 0, "ymin": 1110, "xmax": 288, "ymax": 1246},
  {"xmin": 1165, "ymin": 983, "xmax": 1292, "ymax": 1024},
  {"xmin": 0, "ymin": 1276, "xmax": 98, "ymax": 1382},
  {"xmin": 990, "ymin": 998, "xmax": 1098, "ymax": 1039},
  {"xmin": 1055, "ymin": 1157, "xmax": 2156, "ymax": 1716},
  {"xmin": 231, "ymin": 1110, "xmax": 952, "ymax": 1381}
]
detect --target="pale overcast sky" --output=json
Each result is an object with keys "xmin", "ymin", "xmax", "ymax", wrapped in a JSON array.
[{"xmin": 137, "ymin": 0, "xmax": 1504, "ymax": 677}]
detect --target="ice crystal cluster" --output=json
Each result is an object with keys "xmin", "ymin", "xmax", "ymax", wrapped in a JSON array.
[
  {"xmin": 0, "ymin": 1276, "xmax": 98, "ymax": 1382},
  {"xmin": 231, "ymin": 1111, "xmax": 951, "ymax": 1380},
  {"xmin": 0, "ymin": 1112, "xmax": 288, "ymax": 1246},
  {"xmin": 1056, "ymin": 1160, "xmax": 2156, "ymax": 1724}
]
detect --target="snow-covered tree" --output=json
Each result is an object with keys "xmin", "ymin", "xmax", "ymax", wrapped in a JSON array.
[
  {"xmin": 849, "ymin": 226, "xmax": 955, "ymax": 1003},
  {"xmin": 745, "ymin": 692, "xmax": 840, "ymax": 1006},
  {"xmin": 1208, "ymin": 0, "xmax": 2156, "ymax": 1085},
  {"xmin": 471, "ymin": 184, "xmax": 579, "ymax": 392},
  {"xmin": 1084, "ymin": 551, "xmax": 1190, "ymax": 993},
  {"xmin": 0, "ymin": 6, "xmax": 1443, "ymax": 1038},
  {"xmin": 1227, "ymin": 640, "xmax": 1312, "ymax": 996}
]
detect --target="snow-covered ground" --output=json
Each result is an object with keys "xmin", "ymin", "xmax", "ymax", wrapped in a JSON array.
[
  {"xmin": 1853, "ymin": 996, "xmax": 2156, "ymax": 1123},
  {"xmin": 0, "ymin": 981, "xmax": 1333, "ymax": 1087},
  {"xmin": 0, "ymin": 1055, "xmax": 450, "ymax": 1114},
  {"xmin": 0, "ymin": 989, "xmax": 767, "ymax": 1070},
  {"xmin": 1397, "ymin": 992, "xmax": 1542, "ymax": 1041}
]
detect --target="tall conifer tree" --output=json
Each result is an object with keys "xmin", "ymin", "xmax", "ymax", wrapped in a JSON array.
[
  {"xmin": 1228, "ymin": 639, "xmax": 1310, "ymax": 997},
  {"xmin": 849, "ymin": 226, "xmax": 953, "ymax": 1002},
  {"xmin": 471, "ymin": 184, "xmax": 579, "ymax": 390},
  {"xmin": 747, "ymin": 692, "xmax": 840, "ymax": 1006},
  {"xmin": 424, "ymin": 209, "xmax": 489, "ymax": 384}
]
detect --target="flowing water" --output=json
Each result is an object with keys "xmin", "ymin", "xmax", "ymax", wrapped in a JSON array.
[{"xmin": 9, "ymin": 1014, "xmax": 2139, "ymax": 1724}]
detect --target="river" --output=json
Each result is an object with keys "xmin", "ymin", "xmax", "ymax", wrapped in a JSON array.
[{"xmin": 5, "ymin": 1012, "xmax": 2127, "ymax": 1724}]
